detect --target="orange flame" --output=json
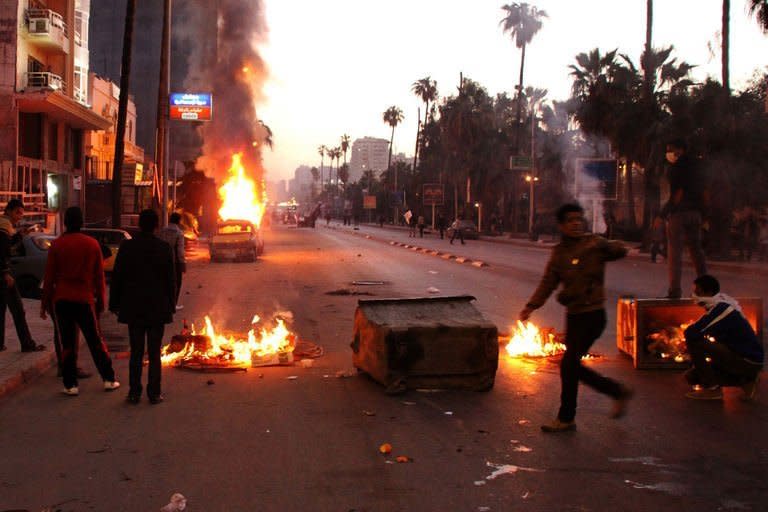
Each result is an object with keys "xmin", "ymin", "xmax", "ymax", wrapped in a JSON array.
[
  {"xmin": 218, "ymin": 153, "xmax": 266, "ymax": 227},
  {"xmin": 161, "ymin": 314, "xmax": 295, "ymax": 368},
  {"xmin": 504, "ymin": 321, "xmax": 566, "ymax": 358}
]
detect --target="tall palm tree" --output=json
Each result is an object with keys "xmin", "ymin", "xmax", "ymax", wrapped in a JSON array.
[
  {"xmin": 642, "ymin": 0, "xmax": 653, "ymax": 101},
  {"xmin": 500, "ymin": 3, "xmax": 548, "ymax": 152},
  {"xmin": 383, "ymin": 106, "xmax": 404, "ymax": 220},
  {"xmin": 411, "ymin": 77, "xmax": 438, "ymax": 172},
  {"xmin": 317, "ymin": 145, "xmax": 327, "ymax": 197},
  {"xmin": 340, "ymin": 134, "xmax": 351, "ymax": 173},
  {"xmin": 748, "ymin": 0, "xmax": 768, "ymax": 32}
]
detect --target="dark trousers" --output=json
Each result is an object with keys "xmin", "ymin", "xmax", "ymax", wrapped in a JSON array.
[
  {"xmin": 558, "ymin": 309, "xmax": 623, "ymax": 422},
  {"xmin": 53, "ymin": 301, "xmax": 115, "ymax": 389},
  {"xmin": 650, "ymin": 240, "xmax": 666, "ymax": 263},
  {"xmin": 174, "ymin": 267, "xmax": 183, "ymax": 304},
  {"xmin": 686, "ymin": 336, "xmax": 763, "ymax": 387},
  {"xmin": 667, "ymin": 211, "xmax": 707, "ymax": 296},
  {"xmin": 450, "ymin": 229, "xmax": 464, "ymax": 244},
  {"xmin": 0, "ymin": 282, "xmax": 35, "ymax": 349},
  {"xmin": 128, "ymin": 323, "xmax": 164, "ymax": 398}
]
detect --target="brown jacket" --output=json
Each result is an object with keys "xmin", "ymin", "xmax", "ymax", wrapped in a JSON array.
[{"xmin": 526, "ymin": 234, "xmax": 627, "ymax": 314}]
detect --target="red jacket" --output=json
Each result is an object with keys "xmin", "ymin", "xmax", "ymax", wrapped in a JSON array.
[{"xmin": 42, "ymin": 232, "xmax": 106, "ymax": 309}]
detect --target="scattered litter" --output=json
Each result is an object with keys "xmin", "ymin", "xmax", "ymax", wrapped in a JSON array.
[
  {"xmin": 510, "ymin": 439, "xmax": 520, "ymax": 444},
  {"xmin": 385, "ymin": 460, "xmax": 395, "ymax": 464},
  {"xmin": 513, "ymin": 445, "xmax": 532, "ymax": 453},
  {"xmin": 477, "ymin": 429, "xmax": 490, "ymax": 434},
  {"xmin": 609, "ymin": 456, "xmax": 669, "ymax": 468},
  {"xmin": 624, "ymin": 480, "xmax": 686, "ymax": 496},
  {"xmin": 416, "ymin": 388, "xmax": 443, "ymax": 393},
  {"xmin": 401, "ymin": 401, "xmax": 416, "ymax": 406},
  {"xmin": 518, "ymin": 419, "xmax": 531, "ymax": 426},
  {"xmin": 86, "ymin": 445, "xmax": 110, "ymax": 454},
  {"xmin": 363, "ymin": 410, "xmax": 376, "ymax": 416},
  {"xmin": 265, "ymin": 429, "xmax": 270, "ymax": 433},
  {"xmin": 286, "ymin": 376, "xmax": 298, "ymax": 380},
  {"xmin": 485, "ymin": 461, "xmax": 544, "ymax": 481},
  {"xmin": 379, "ymin": 443, "xmax": 392, "ymax": 454},
  {"xmin": 160, "ymin": 493, "xmax": 187, "ymax": 512},
  {"xmin": 335, "ymin": 370, "xmax": 356, "ymax": 378},
  {"xmin": 428, "ymin": 270, "xmax": 438, "ymax": 274},
  {"xmin": 396, "ymin": 455, "xmax": 413, "ymax": 463},
  {"xmin": 478, "ymin": 507, "xmax": 491, "ymax": 511},
  {"xmin": 206, "ymin": 379, "xmax": 215, "ymax": 385},
  {"xmin": 427, "ymin": 287, "xmax": 440, "ymax": 294},
  {"xmin": 444, "ymin": 411, "xmax": 453, "ymax": 416},
  {"xmin": 473, "ymin": 480, "xmax": 487, "ymax": 486},
  {"xmin": 323, "ymin": 374, "xmax": 330, "ymax": 378},
  {"xmin": 299, "ymin": 359, "xmax": 314, "ymax": 368},
  {"xmin": 521, "ymin": 492, "xmax": 530, "ymax": 499}
]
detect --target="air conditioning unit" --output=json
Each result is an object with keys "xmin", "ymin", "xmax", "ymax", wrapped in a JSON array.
[{"xmin": 28, "ymin": 18, "xmax": 50, "ymax": 34}]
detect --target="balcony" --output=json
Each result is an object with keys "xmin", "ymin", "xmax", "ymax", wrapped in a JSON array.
[
  {"xmin": 24, "ymin": 9, "xmax": 69, "ymax": 54},
  {"xmin": 24, "ymin": 72, "xmax": 64, "ymax": 92}
]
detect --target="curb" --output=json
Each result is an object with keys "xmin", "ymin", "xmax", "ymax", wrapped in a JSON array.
[{"xmin": 0, "ymin": 351, "xmax": 56, "ymax": 400}]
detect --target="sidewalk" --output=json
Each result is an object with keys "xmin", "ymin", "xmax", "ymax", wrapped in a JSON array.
[{"xmin": 0, "ymin": 298, "xmax": 127, "ymax": 400}]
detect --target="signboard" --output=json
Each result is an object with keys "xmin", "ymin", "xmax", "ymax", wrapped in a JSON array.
[
  {"xmin": 169, "ymin": 93, "xmax": 213, "ymax": 121},
  {"xmin": 389, "ymin": 191, "xmax": 404, "ymax": 207},
  {"xmin": 509, "ymin": 155, "xmax": 533, "ymax": 171},
  {"xmin": 575, "ymin": 158, "xmax": 618, "ymax": 200},
  {"xmin": 363, "ymin": 195, "xmax": 377, "ymax": 210},
  {"xmin": 422, "ymin": 183, "xmax": 444, "ymax": 206}
]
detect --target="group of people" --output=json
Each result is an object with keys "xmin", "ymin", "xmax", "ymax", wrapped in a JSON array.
[
  {"xmin": 402, "ymin": 210, "xmax": 469, "ymax": 245},
  {"xmin": 0, "ymin": 201, "xmax": 187, "ymax": 405},
  {"xmin": 521, "ymin": 201, "xmax": 763, "ymax": 433}
]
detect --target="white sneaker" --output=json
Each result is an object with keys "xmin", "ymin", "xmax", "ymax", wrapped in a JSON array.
[
  {"xmin": 103, "ymin": 381, "xmax": 121, "ymax": 391},
  {"xmin": 176, "ymin": 304, "xmax": 184, "ymax": 310},
  {"xmin": 62, "ymin": 386, "xmax": 79, "ymax": 396}
]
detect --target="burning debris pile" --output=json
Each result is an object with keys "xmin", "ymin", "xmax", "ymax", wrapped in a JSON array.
[
  {"xmin": 161, "ymin": 313, "xmax": 306, "ymax": 370},
  {"xmin": 503, "ymin": 321, "xmax": 566, "ymax": 358},
  {"xmin": 645, "ymin": 322, "xmax": 692, "ymax": 363}
]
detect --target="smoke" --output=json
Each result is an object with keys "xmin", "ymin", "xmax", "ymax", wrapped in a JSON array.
[{"xmin": 195, "ymin": 0, "xmax": 270, "ymax": 183}]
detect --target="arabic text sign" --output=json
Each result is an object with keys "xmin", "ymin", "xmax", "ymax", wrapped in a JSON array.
[{"xmin": 169, "ymin": 93, "xmax": 213, "ymax": 121}]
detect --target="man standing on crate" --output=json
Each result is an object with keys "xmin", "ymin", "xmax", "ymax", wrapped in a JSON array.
[
  {"xmin": 683, "ymin": 274, "xmax": 763, "ymax": 401},
  {"xmin": 519, "ymin": 203, "xmax": 633, "ymax": 433}
]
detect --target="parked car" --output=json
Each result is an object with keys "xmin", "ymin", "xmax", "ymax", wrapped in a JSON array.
[
  {"xmin": 210, "ymin": 220, "xmax": 264, "ymax": 262},
  {"xmin": 446, "ymin": 219, "xmax": 480, "ymax": 240},
  {"xmin": 9, "ymin": 233, "xmax": 55, "ymax": 299},
  {"xmin": 81, "ymin": 228, "xmax": 132, "ymax": 272}
]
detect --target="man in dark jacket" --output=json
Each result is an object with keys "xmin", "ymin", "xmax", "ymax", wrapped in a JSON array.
[
  {"xmin": 109, "ymin": 209, "xmax": 176, "ymax": 404},
  {"xmin": 662, "ymin": 139, "xmax": 707, "ymax": 298},
  {"xmin": 683, "ymin": 274, "xmax": 763, "ymax": 401},
  {"xmin": 519, "ymin": 203, "xmax": 632, "ymax": 433}
]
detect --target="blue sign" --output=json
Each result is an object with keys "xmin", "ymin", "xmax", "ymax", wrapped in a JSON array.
[
  {"xmin": 169, "ymin": 93, "xmax": 213, "ymax": 121},
  {"xmin": 575, "ymin": 159, "xmax": 618, "ymax": 199}
]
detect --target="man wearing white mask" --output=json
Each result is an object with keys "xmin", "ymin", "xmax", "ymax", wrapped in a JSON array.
[
  {"xmin": 662, "ymin": 139, "xmax": 708, "ymax": 299},
  {"xmin": 684, "ymin": 274, "xmax": 763, "ymax": 400}
]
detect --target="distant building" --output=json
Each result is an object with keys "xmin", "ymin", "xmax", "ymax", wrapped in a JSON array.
[
  {"xmin": 288, "ymin": 165, "xmax": 314, "ymax": 203},
  {"xmin": 0, "ymin": 0, "xmax": 110, "ymax": 221},
  {"xmin": 348, "ymin": 137, "xmax": 389, "ymax": 183}
]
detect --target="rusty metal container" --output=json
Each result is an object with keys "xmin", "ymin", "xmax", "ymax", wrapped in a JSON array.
[
  {"xmin": 351, "ymin": 295, "xmax": 498, "ymax": 393},
  {"xmin": 616, "ymin": 297, "xmax": 763, "ymax": 369}
]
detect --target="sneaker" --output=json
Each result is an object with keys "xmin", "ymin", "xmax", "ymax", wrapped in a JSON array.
[
  {"xmin": 685, "ymin": 385, "xmax": 723, "ymax": 400},
  {"xmin": 176, "ymin": 304, "xmax": 184, "ymax": 310},
  {"xmin": 541, "ymin": 419, "xmax": 577, "ymax": 433},
  {"xmin": 103, "ymin": 380, "xmax": 121, "ymax": 391},
  {"xmin": 741, "ymin": 375, "xmax": 760, "ymax": 402},
  {"xmin": 62, "ymin": 386, "xmax": 79, "ymax": 396},
  {"xmin": 610, "ymin": 385, "xmax": 634, "ymax": 419},
  {"xmin": 149, "ymin": 394, "xmax": 164, "ymax": 405},
  {"xmin": 126, "ymin": 393, "xmax": 140, "ymax": 404}
]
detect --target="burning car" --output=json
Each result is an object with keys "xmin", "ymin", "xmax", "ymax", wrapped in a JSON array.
[{"xmin": 209, "ymin": 219, "xmax": 264, "ymax": 262}]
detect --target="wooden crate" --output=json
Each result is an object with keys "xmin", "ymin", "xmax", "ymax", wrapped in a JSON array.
[{"xmin": 616, "ymin": 297, "xmax": 763, "ymax": 369}]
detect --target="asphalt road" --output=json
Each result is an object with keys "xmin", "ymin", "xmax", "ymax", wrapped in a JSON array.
[{"xmin": 1, "ymin": 224, "xmax": 766, "ymax": 511}]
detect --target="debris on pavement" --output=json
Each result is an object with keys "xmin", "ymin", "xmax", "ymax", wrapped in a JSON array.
[
  {"xmin": 206, "ymin": 379, "xmax": 215, "ymax": 385},
  {"xmin": 427, "ymin": 287, "xmax": 440, "ymax": 294},
  {"xmin": 518, "ymin": 419, "xmax": 531, "ymax": 426},
  {"xmin": 286, "ymin": 375, "xmax": 298, "ymax": 380},
  {"xmin": 395, "ymin": 455, "xmax": 412, "ymax": 463},
  {"xmin": 379, "ymin": 443, "xmax": 392, "ymax": 454},
  {"xmin": 484, "ymin": 461, "xmax": 544, "ymax": 481},
  {"xmin": 335, "ymin": 370, "xmax": 356, "ymax": 378},
  {"xmin": 363, "ymin": 410, "xmax": 376, "ymax": 416},
  {"xmin": 160, "ymin": 493, "xmax": 187, "ymax": 512}
]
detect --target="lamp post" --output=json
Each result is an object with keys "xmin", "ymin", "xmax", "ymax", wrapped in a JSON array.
[
  {"xmin": 527, "ymin": 97, "xmax": 541, "ymax": 235},
  {"xmin": 474, "ymin": 202, "xmax": 482, "ymax": 233},
  {"xmin": 525, "ymin": 175, "xmax": 539, "ymax": 234}
]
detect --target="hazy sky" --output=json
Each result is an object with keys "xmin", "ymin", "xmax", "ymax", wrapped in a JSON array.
[{"xmin": 258, "ymin": 1, "xmax": 768, "ymax": 183}]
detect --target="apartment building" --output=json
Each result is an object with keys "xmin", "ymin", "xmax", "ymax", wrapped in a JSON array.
[
  {"xmin": 0, "ymin": 0, "xmax": 109, "ymax": 220},
  {"xmin": 348, "ymin": 137, "xmax": 389, "ymax": 184}
]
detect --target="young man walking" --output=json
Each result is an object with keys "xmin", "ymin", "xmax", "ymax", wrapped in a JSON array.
[
  {"xmin": 519, "ymin": 203, "xmax": 633, "ymax": 432},
  {"xmin": 41, "ymin": 207, "xmax": 119, "ymax": 396}
]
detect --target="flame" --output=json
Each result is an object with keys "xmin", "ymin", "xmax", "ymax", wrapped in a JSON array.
[
  {"xmin": 504, "ymin": 321, "xmax": 566, "ymax": 358},
  {"xmin": 218, "ymin": 153, "xmax": 266, "ymax": 227},
  {"xmin": 161, "ymin": 314, "xmax": 295, "ymax": 368}
]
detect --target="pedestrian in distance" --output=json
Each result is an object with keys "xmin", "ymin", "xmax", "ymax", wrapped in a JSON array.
[
  {"xmin": 683, "ymin": 274, "xmax": 763, "ymax": 401},
  {"xmin": 109, "ymin": 209, "xmax": 176, "ymax": 405},
  {"xmin": 436, "ymin": 212, "xmax": 446, "ymax": 239},
  {"xmin": 158, "ymin": 212, "xmax": 186, "ymax": 310},
  {"xmin": 0, "ymin": 199, "xmax": 45, "ymax": 353},
  {"xmin": 41, "ymin": 207, "xmax": 118, "ymax": 396},
  {"xmin": 417, "ymin": 214, "xmax": 426, "ymax": 238},
  {"xmin": 519, "ymin": 203, "xmax": 633, "ymax": 433},
  {"xmin": 662, "ymin": 139, "xmax": 708, "ymax": 298},
  {"xmin": 449, "ymin": 214, "xmax": 465, "ymax": 245}
]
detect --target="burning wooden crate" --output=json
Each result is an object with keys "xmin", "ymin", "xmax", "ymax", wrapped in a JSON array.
[
  {"xmin": 351, "ymin": 295, "xmax": 498, "ymax": 394},
  {"xmin": 616, "ymin": 297, "xmax": 763, "ymax": 369}
]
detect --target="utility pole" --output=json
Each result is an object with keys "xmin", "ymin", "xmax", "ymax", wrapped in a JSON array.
[
  {"xmin": 111, "ymin": 0, "xmax": 136, "ymax": 229},
  {"xmin": 155, "ymin": 0, "xmax": 171, "ymax": 226}
]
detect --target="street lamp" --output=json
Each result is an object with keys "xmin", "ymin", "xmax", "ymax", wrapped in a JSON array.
[
  {"xmin": 525, "ymin": 175, "xmax": 539, "ymax": 235},
  {"xmin": 474, "ymin": 202, "xmax": 482, "ymax": 233}
]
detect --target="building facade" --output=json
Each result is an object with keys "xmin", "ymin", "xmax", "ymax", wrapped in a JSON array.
[
  {"xmin": 0, "ymin": 0, "xmax": 109, "ymax": 222},
  {"xmin": 348, "ymin": 137, "xmax": 389, "ymax": 184}
]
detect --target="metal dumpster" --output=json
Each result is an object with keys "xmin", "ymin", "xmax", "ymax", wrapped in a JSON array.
[{"xmin": 351, "ymin": 295, "xmax": 499, "ymax": 394}]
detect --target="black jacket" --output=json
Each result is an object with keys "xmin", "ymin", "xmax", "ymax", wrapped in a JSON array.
[{"xmin": 109, "ymin": 232, "xmax": 176, "ymax": 325}]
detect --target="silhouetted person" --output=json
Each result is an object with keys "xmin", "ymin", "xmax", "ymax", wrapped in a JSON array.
[
  {"xmin": 41, "ymin": 207, "xmax": 118, "ymax": 396},
  {"xmin": 450, "ymin": 214, "xmax": 465, "ymax": 245},
  {"xmin": 158, "ymin": 212, "xmax": 186, "ymax": 309},
  {"xmin": 110, "ymin": 209, "xmax": 175, "ymax": 404}
]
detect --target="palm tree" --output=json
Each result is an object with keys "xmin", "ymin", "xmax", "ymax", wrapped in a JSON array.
[
  {"xmin": 642, "ymin": 0, "xmax": 653, "ymax": 101},
  {"xmin": 500, "ymin": 3, "xmax": 548, "ymax": 151},
  {"xmin": 340, "ymin": 134, "xmax": 351, "ymax": 174},
  {"xmin": 748, "ymin": 0, "xmax": 768, "ymax": 32},
  {"xmin": 412, "ymin": 77, "xmax": 438, "ymax": 171},
  {"xmin": 317, "ymin": 145, "xmax": 327, "ymax": 197},
  {"xmin": 383, "ymin": 106, "xmax": 404, "ymax": 221}
]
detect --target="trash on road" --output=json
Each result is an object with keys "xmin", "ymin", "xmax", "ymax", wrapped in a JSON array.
[
  {"xmin": 379, "ymin": 443, "xmax": 392, "ymax": 454},
  {"xmin": 336, "ymin": 370, "xmax": 356, "ymax": 378},
  {"xmin": 395, "ymin": 455, "xmax": 413, "ymax": 463},
  {"xmin": 363, "ymin": 410, "xmax": 376, "ymax": 416},
  {"xmin": 484, "ymin": 461, "xmax": 544, "ymax": 481},
  {"xmin": 428, "ymin": 270, "xmax": 438, "ymax": 274},
  {"xmin": 160, "ymin": 493, "xmax": 187, "ymax": 512},
  {"xmin": 427, "ymin": 286, "xmax": 440, "ymax": 293}
]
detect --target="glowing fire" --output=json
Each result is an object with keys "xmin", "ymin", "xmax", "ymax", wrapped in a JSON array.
[
  {"xmin": 504, "ymin": 321, "xmax": 566, "ymax": 358},
  {"xmin": 161, "ymin": 314, "xmax": 295, "ymax": 368},
  {"xmin": 218, "ymin": 153, "xmax": 266, "ymax": 227}
]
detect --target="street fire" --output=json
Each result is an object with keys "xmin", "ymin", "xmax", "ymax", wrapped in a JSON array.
[
  {"xmin": 503, "ymin": 321, "xmax": 566, "ymax": 358},
  {"xmin": 161, "ymin": 314, "xmax": 295, "ymax": 369},
  {"xmin": 645, "ymin": 322, "xmax": 692, "ymax": 363},
  {"xmin": 218, "ymin": 152, "xmax": 266, "ymax": 228}
]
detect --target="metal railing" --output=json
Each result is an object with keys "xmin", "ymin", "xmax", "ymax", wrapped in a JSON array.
[{"xmin": 26, "ymin": 8, "xmax": 68, "ymax": 37}]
